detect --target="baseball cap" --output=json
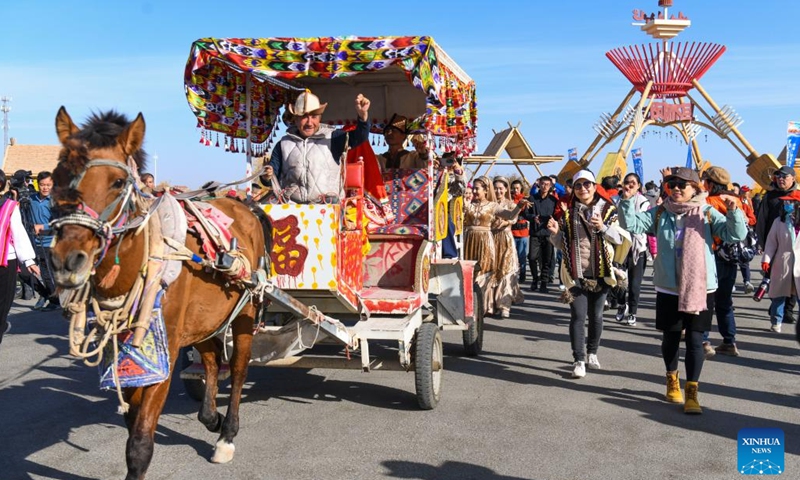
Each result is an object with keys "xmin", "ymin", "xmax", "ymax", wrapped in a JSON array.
[{"xmin": 572, "ymin": 170, "xmax": 596, "ymax": 185}]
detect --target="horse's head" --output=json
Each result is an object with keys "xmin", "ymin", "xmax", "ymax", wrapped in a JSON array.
[{"xmin": 50, "ymin": 107, "xmax": 146, "ymax": 289}]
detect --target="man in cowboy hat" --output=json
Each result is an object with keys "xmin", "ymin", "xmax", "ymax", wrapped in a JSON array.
[
  {"xmin": 263, "ymin": 90, "xmax": 371, "ymax": 203},
  {"xmin": 377, "ymin": 114, "xmax": 426, "ymax": 171}
]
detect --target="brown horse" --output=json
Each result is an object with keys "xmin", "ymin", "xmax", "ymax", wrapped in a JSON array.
[{"xmin": 50, "ymin": 107, "xmax": 266, "ymax": 480}]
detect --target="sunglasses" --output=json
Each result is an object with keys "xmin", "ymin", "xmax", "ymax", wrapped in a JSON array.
[
  {"xmin": 573, "ymin": 181, "xmax": 594, "ymax": 191},
  {"xmin": 623, "ymin": 180, "xmax": 639, "ymax": 186},
  {"xmin": 667, "ymin": 180, "xmax": 691, "ymax": 190},
  {"xmin": 774, "ymin": 172, "xmax": 790, "ymax": 179}
]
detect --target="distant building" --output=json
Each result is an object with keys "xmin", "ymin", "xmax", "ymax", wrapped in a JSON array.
[{"xmin": 1, "ymin": 139, "xmax": 61, "ymax": 176}]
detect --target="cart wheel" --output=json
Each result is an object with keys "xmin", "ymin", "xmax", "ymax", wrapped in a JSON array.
[
  {"xmin": 181, "ymin": 347, "xmax": 206, "ymax": 402},
  {"xmin": 462, "ymin": 283, "xmax": 484, "ymax": 356},
  {"xmin": 183, "ymin": 377, "xmax": 206, "ymax": 402},
  {"xmin": 414, "ymin": 322, "xmax": 443, "ymax": 410}
]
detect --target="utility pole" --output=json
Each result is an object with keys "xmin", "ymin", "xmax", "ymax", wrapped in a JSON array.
[
  {"xmin": 1, "ymin": 96, "xmax": 10, "ymax": 157},
  {"xmin": 153, "ymin": 153, "xmax": 158, "ymax": 183}
]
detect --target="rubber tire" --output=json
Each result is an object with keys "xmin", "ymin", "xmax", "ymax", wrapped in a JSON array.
[
  {"xmin": 180, "ymin": 347, "xmax": 206, "ymax": 402},
  {"xmin": 414, "ymin": 322, "xmax": 443, "ymax": 410},
  {"xmin": 462, "ymin": 283, "xmax": 484, "ymax": 356}
]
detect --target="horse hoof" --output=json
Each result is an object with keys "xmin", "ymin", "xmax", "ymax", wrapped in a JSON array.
[{"xmin": 211, "ymin": 439, "xmax": 235, "ymax": 464}]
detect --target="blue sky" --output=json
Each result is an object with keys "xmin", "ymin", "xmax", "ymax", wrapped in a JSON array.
[{"xmin": 1, "ymin": 0, "xmax": 798, "ymax": 188}]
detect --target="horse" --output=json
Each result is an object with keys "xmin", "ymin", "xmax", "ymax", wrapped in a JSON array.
[{"xmin": 49, "ymin": 107, "xmax": 267, "ymax": 480}]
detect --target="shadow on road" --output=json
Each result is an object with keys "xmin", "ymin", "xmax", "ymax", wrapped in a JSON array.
[
  {"xmin": 446, "ymin": 352, "xmax": 800, "ymax": 455},
  {"xmin": 0, "ymin": 325, "xmax": 222, "ymax": 479},
  {"xmin": 382, "ymin": 459, "xmax": 532, "ymax": 480}
]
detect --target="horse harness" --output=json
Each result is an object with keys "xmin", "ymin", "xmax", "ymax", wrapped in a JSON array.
[{"xmin": 55, "ymin": 157, "xmax": 269, "ymax": 412}]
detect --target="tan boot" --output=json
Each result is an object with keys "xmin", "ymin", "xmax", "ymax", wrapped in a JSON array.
[
  {"xmin": 665, "ymin": 371, "xmax": 683, "ymax": 404},
  {"xmin": 684, "ymin": 381, "xmax": 702, "ymax": 414}
]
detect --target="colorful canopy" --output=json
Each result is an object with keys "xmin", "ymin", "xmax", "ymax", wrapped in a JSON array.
[{"xmin": 184, "ymin": 36, "xmax": 478, "ymax": 153}]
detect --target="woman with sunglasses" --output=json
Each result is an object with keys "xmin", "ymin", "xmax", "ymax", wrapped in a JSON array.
[
  {"xmin": 546, "ymin": 170, "xmax": 625, "ymax": 379},
  {"xmin": 619, "ymin": 167, "xmax": 746, "ymax": 415},
  {"xmin": 464, "ymin": 176, "xmax": 529, "ymax": 317}
]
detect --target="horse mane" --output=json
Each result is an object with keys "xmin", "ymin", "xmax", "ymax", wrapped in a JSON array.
[{"xmin": 52, "ymin": 109, "xmax": 148, "ymax": 213}]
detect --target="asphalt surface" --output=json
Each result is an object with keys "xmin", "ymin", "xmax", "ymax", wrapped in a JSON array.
[{"xmin": 1, "ymin": 265, "xmax": 799, "ymax": 480}]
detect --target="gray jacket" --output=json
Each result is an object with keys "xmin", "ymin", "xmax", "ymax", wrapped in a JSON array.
[{"xmin": 268, "ymin": 119, "xmax": 370, "ymax": 203}]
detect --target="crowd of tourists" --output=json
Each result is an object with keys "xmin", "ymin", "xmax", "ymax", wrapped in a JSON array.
[{"xmin": 461, "ymin": 163, "xmax": 797, "ymax": 416}]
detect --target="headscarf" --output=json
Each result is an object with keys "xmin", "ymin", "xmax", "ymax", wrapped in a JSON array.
[
  {"xmin": 474, "ymin": 176, "xmax": 497, "ymax": 203},
  {"xmin": 492, "ymin": 176, "xmax": 512, "ymax": 202}
]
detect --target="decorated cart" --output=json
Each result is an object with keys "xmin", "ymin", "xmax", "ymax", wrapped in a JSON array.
[{"xmin": 180, "ymin": 36, "xmax": 480, "ymax": 409}]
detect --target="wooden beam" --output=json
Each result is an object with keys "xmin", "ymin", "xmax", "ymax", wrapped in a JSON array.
[
  {"xmin": 691, "ymin": 79, "xmax": 758, "ymax": 159},
  {"xmin": 513, "ymin": 162, "xmax": 533, "ymax": 185},
  {"xmin": 617, "ymin": 81, "xmax": 653, "ymax": 155},
  {"xmin": 579, "ymin": 86, "xmax": 638, "ymax": 165}
]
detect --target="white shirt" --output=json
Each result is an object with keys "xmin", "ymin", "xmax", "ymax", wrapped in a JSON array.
[{"xmin": 6, "ymin": 205, "xmax": 36, "ymax": 267}]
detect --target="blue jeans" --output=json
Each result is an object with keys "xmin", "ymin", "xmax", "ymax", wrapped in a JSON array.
[
  {"xmin": 739, "ymin": 261, "xmax": 751, "ymax": 284},
  {"xmin": 769, "ymin": 296, "xmax": 797, "ymax": 326},
  {"xmin": 513, "ymin": 236, "xmax": 528, "ymax": 281}
]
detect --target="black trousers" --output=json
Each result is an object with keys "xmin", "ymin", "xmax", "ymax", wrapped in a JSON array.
[
  {"xmin": 0, "ymin": 259, "xmax": 19, "ymax": 345},
  {"xmin": 663, "ymin": 329, "xmax": 705, "ymax": 382},
  {"xmin": 617, "ymin": 252, "xmax": 646, "ymax": 314},
  {"xmin": 569, "ymin": 283, "xmax": 609, "ymax": 362},
  {"xmin": 529, "ymin": 236, "xmax": 553, "ymax": 285}
]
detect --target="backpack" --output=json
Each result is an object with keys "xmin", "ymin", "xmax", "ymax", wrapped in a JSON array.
[{"xmin": 715, "ymin": 228, "xmax": 757, "ymax": 264}]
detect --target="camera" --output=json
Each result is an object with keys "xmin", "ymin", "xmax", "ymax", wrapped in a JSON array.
[
  {"xmin": 440, "ymin": 152, "xmax": 463, "ymax": 168},
  {"xmin": 9, "ymin": 169, "xmax": 33, "ymax": 190}
]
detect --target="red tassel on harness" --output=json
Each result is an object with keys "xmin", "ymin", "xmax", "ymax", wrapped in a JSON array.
[{"xmin": 97, "ymin": 264, "xmax": 121, "ymax": 289}]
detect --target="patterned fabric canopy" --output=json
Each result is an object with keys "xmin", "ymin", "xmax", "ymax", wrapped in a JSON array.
[{"xmin": 184, "ymin": 36, "xmax": 478, "ymax": 153}]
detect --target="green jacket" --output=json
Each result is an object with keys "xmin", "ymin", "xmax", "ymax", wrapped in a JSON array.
[{"xmin": 618, "ymin": 199, "xmax": 747, "ymax": 291}]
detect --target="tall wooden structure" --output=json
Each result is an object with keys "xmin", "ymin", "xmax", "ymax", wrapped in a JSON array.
[{"xmin": 558, "ymin": 0, "xmax": 780, "ymax": 188}]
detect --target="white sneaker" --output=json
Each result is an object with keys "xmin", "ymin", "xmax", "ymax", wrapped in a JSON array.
[
  {"xmin": 587, "ymin": 354, "xmax": 602, "ymax": 370},
  {"xmin": 624, "ymin": 314, "xmax": 637, "ymax": 326},
  {"xmin": 572, "ymin": 361, "xmax": 586, "ymax": 378},
  {"xmin": 771, "ymin": 324, "xmax": 782, "ymax": 333}
]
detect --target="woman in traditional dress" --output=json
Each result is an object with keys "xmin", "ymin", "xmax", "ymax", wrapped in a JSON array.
[
  {"xmin": 464, "ymin": 176, "xmax": 527, "ymax": 317},
  {"xmin": 491, "ymin": 176, "xmax": 524, "ymax": 317}
]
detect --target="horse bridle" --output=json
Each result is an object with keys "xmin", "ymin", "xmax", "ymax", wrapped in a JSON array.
[{"xmin": 50, "ymin": 158, "xmax": 140, "ymax": 265}]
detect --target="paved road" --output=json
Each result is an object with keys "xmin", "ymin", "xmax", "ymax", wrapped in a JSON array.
[{"xmin": 2, "ymin": 266, "xmax": 799, "ymax": 480}]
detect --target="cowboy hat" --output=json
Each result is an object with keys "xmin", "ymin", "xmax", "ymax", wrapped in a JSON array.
[
  {"xmin": 383, "ymin": 113, "xmax": 409, "ymax": 134},
  {"xmin": 287, "ymin": 90, "xmax": 327, "ymax": 116}
]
